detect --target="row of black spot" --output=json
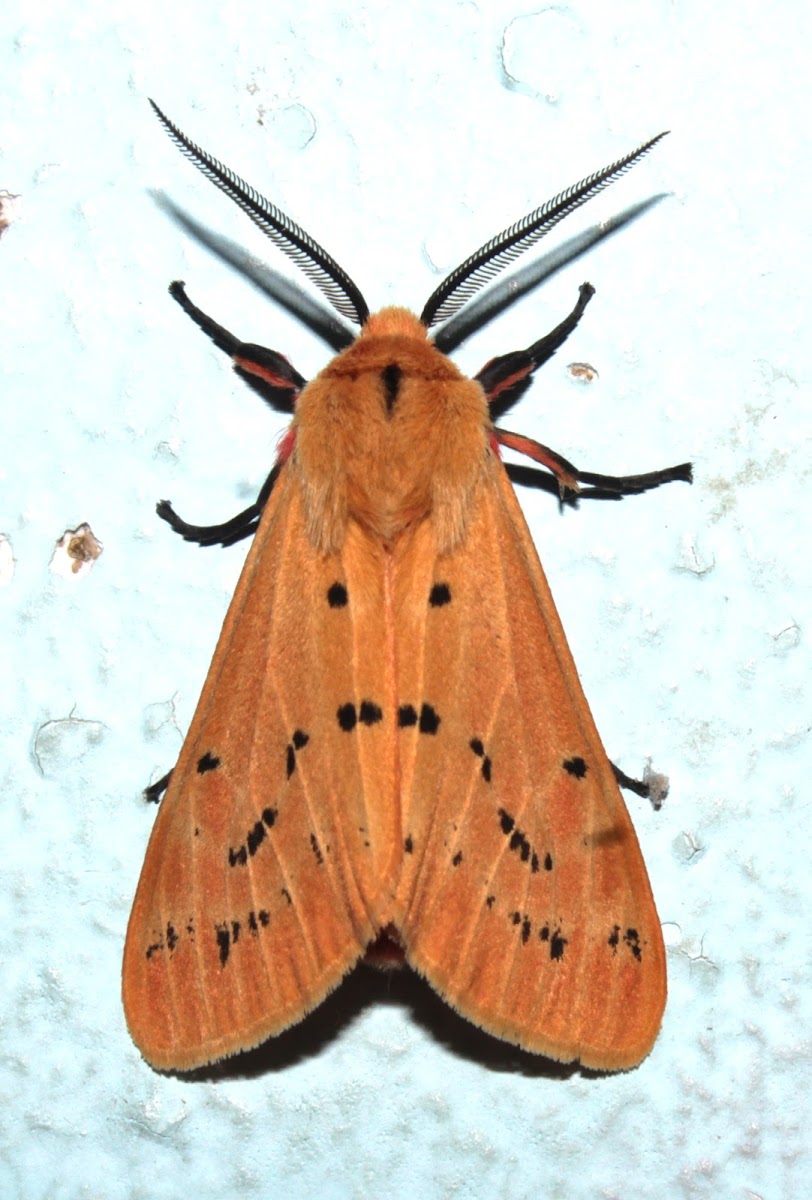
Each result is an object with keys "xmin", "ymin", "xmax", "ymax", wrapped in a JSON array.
[
  {"xmin": 335, "ymin": 700, "xmax": 444, "ymax": 734},
  {"xmin": 198, "ymin": 742, "xmax": 587, "ymax": 790},
  {"xmin": 145, "ymin": 899, "xmax": 284, "ymax": 966},
  {"xmin": 326, "ymin": 580, "xmax": 452, "ymax": 610},
  {"xmin": 228, "ymin": 807, "xmax": 278, "ymax": 868},
  {"xmin": 509, "ymin": 910, "xmax": 569, "ymax": 959},
  {"xmin": 215, "ymin": 908, "xmax": 272, "ymax": 966},
  {"xmin": 498, "ymin": 807, "xmax": 552, "ymax": 874},
  {"xmin": 146, "ymin": 917, "xmax": 189, "ymax": 960}
]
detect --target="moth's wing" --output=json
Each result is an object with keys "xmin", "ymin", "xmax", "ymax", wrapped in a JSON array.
[
  {"xmin": 392, "ymin": 462, "xmax": 666, "ymax": 1070},
  {"xmin": 123, "ymin": 468, "xmax": 398, "ymax": 1070}
]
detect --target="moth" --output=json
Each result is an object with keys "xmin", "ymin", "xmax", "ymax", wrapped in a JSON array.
[{"xmin": 123, "ymin": 102, "xmax": 689, "ymax": 1072}]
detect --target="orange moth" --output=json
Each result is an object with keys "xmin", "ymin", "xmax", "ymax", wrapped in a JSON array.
[{"xmin": 123, "ymin": 102, "xmax": 690, "ymax": 1072}]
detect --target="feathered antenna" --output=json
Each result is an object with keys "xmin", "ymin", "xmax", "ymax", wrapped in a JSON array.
[
  {"xmin": 150, "ymin": 100, "xmax": 370, "ymax": 327},
  {"xmin": 420, "ymin": 132, "xmax": 668, "ymax": 329}
]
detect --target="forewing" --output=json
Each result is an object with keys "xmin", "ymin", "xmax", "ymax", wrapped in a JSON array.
[
  {"xmin": 123, "ymin": 468, "xmax": 398, "ymax": 1070},
  {"xmin": 392, "ymin": 461, "xmax": 666, "ymax": 1069}
]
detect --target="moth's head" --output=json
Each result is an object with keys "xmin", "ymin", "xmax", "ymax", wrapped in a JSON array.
[
  {"xmin": 335, "ymin": 305, "xmax": 445, "ymax": 380},
  {"xmin": 358, "ymin": 307, "xmax": 429, "ymax": 342},
  {"xmin": 317, "ymin": 304, "xmax": 466, "ymax": 401},
  {"xmin": 330, "ymin": 307, "xmax": 457, "ymax": 390}
]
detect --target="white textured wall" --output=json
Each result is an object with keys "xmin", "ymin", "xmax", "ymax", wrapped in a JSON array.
[{"xmin": 2, "ymin": 2, "xmax": 809, "ymax": 1197}]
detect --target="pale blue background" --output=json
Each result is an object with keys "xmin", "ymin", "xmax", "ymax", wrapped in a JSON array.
[{"xmin": 2, "ymin": 2, "xmax": 809, "ymax": 1197}]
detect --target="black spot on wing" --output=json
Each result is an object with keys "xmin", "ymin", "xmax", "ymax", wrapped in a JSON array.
[
  {"xmin": 398, "ymin": 705, "xmax": 418, "ymax": 727},
  {"xmin": 509, "ymin": 912, "xmax": 533, "ymax": 944},
  {"xmin": 469, "ymin": 737, "xmax": 491, "ymax": 782},
  {"xmin": 624, "ymin": 928, "xmax": 642, "ymax": 961},
  {"xmin": 452, "ymin": 850, "xmax": 463, "ymax": 867},
  {"xmin": 418, "ymin": 704, "xmax": 440, "ymax": 734},
  {"xmin": 404, "ymin": 834, "xmax": 414, "ymax": 853},
  {"xmin": 563, "ymin": 756, "xmax": 588, "ymax": 778},
  {"xmin": 310, "ymin": 833, "xmax": 324, "ymax": 866},
  {"xmin": 539, "ymin": 925, "xmax": 568, "ymax": 960},
  {"xmin": 197, "ymin": 751, "xmax": 220, "ymax": 774},
  {"xmin": 429, "ymin": 582, "xmax": 451, "ymax": 607},
  {"xmin": 286, "ymin": 728, "xmax": 310, "ymax": 776},
  {"xmin": 506, "ymin": 907, "xmax": 532, "ymax": 945},
  {"xmin": 215, "ymin": 924, "xmax": 230, "ymax": 967},
  {"xmin": 247, "ymin": 909, "xmax": 270, "ymax": 935},
  {"xmin": 327, "ymin": 582, "xmax": 348, "ymax": 608},
  {"xmin": 337, "ymin": 703, "xmax": 357, "ymax": 731},
  {"xmin": 550, "ymin": 930, "xmax": 568, "ymax": 960},
  {"xmin": 359, "ymin": 700, "xmax": 383, "ymax": 725},
  {"xmin": 508, "ymin": 912, "xmax": 537, "ymax": 946}
]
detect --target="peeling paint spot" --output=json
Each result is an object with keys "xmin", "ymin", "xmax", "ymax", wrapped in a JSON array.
[
  {"xmin": 257, "ymin": 103, "xmax": 316, "ymax": 148},
  {"xmin": 50, "ymin": 523, "xmax": 103, "ymax": 579},
  {"xmin": 567, "ymin": 361, "xmax": 598, "ymax": 382},
  {"xmin": 0, "ymin": 534, "xmax": 14, "ymax": 585},
  {"xmin": 678, "ymin": 935, "xmax": 720, "ymax": 987},
  {"xmin": 771, "ymin": 619, "xmax": 801, "ymax": 654},
  {"xmin": 673, "ymin": 831, "xmax": 706, "ymax": 865},
  {"xmin": 675, "ymin": 534, "xmax": 715, "ymax": 577},
  {"xmin": 0, "ymin": 191, "xmax": 21, "ymax": 236},
  {"xmin": 142, "ymin": 695, "xmax": 182, "ymax": 741},
  {"xmin": 33, "ymin": 711, "xmax": 107, "ymax": 777},
  {"xmin": 500, "ymin": 10, "xmax": 587, "ymax": 102}
]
